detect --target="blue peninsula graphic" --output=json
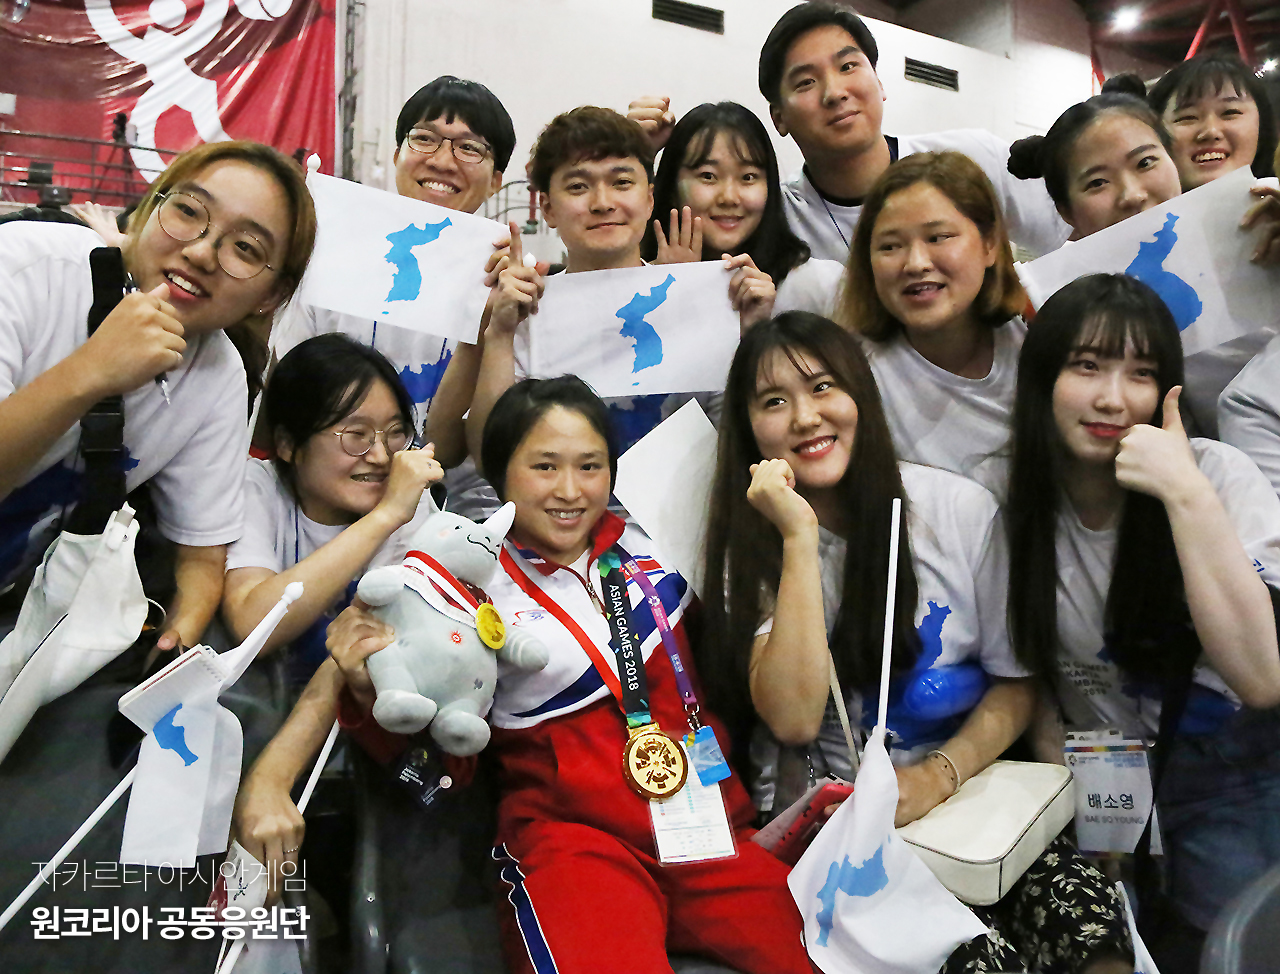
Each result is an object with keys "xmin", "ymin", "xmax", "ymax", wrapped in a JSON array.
[
  {"xmin": 616, "ymin": 274, "xmax": 676, "ymax": 377},
  {"xmin": 154, "ymin": 703, "xmax": 199, "ymax": 766},
  {"xmin": 1124, "ymin": 213, "xmax": 1203, "ymax": 331},
  {"xmin": 915, "ymin": 600, "xmax": 952, "ymax": 669},
  {"xmin": 399, "ymin": 347, "xmax": 453, "ymax": 406},
  {"xmin": 384, "ymin": 218, "xmax": 452, "ymax": 303},
  {"xmin": 815, "ymin": 843, "xmax": 889, "ymax": 946}
]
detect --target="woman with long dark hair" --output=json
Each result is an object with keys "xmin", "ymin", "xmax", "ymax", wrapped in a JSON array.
[
  {"xmin": 699, "ymin": 311, "xmax": 1132, "ymax": 974},
  {"xmin": 1005, "ymin": 273, "xmax": 1280, "ymax": 958},
  {"xmin": 641, "ymin": 101, "xmax": 845, "ymax": 316}
]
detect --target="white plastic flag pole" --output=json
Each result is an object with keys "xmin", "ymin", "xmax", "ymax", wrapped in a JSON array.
[
  {"xmin": 876, "ymin": 498, "xmax": 904, "ymax": 736},
  {"xmin": 0, "ymin": 767, "xmax": 136, "ymax": 932},
  {"xmin": 297, "ymin": 720, "xmax": 339, "ymax": 813}
]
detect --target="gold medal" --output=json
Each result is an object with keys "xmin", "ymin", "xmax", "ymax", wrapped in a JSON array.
[
  {"xmin": 475, "ymin": 602, "xmax": 505, "ymax": 650},
  {"xmin": 622, "ymin": 724, "xmax": 688, "ymax": 800}
]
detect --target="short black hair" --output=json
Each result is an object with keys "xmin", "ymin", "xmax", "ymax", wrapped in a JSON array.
[
  {"xmin": 528, "ymin": 107, "xmax": 654, "ymax": 194},
  {"xmin": 395, "ymin": 76, "xmax": 516, "ymax": 172},
  {"xmin": 267, "ymin": 334, "xmax": 416, "ymax": 500},
  {"xmin": 481, "ymin": 376, "xmax": 618, "ymax": 500},
  {"xmin": 759, "ymin": 1, "xmax": 879, "ymax": 105},
  {"xmin": 1148, "ymin": 54, "xmax": 1277, "ymax": 179}
]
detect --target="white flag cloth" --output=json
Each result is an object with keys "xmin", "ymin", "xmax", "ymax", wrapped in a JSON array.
[
  {"xmin": 788, "ymin": 730, "xmax": 987, "ymax": 974},
  {"xmin": 300, "ymin": 171, "xmax": 497, "ymax": 342},
  {"xmin": 613, "ymin": 399, "xmax": 718, "ymax": 596},
  {"xmin": 0, "ymin": 506, "xmax": 147, "ymax": 763},
  {"xmin": 527, "ymin": 262, "xmax": 740, "ymax": 397},
  {"xmin": 1017, "ymin": 168, "xmax": 1280, "ymax": 360},
  {"xmin": 118, "ymin": 584, "xmax": 303, "ymax": 868}
]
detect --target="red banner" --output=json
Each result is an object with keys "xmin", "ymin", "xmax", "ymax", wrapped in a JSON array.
[{"xmin": 0, "ymin": 0, "xmax": 335, "ymax": 204}]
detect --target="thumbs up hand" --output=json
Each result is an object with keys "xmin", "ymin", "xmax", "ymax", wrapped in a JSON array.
[{"xmin": 1115, "ymin": 386, "xmax": 1207, "ymax": 503}]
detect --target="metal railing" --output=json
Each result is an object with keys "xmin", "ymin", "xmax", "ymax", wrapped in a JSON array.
[
  {"xmin": 483, "ymin": 177, "xmax": 541, "ymax": 232},
  {"xmin": 0, "ymin": 128, "xmax": 182, "ymax": 207}
]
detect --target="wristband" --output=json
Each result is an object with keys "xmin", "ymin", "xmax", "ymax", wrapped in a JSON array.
[{"xmin": 927, "ymin": 748, "xmax": 961, "ymax": 797}]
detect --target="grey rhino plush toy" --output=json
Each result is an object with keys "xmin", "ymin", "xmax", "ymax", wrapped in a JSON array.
[{"xmin": 356, "ymin": 501, "xmax": 548, "ymax": 755}]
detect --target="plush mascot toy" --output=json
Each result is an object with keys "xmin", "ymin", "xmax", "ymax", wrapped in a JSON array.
[{"xmin": 356, "ymin": 502, "xmax": 548, "ymax": 755}]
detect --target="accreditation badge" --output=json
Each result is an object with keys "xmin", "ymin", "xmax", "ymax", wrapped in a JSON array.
[{"xmin": 623, "ymin": 724, "xmax": 689, "ymax": 800}]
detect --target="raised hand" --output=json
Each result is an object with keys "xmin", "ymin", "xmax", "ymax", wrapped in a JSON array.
[
  {"xmin": 627, "ymin": 95, "xmax": 675, "ymax": 151},
  {"xmin": 489, "ymin": 220, "xmax": 545, "ymax": 336},
  {"xmin": 74, "ymin": 282, "xmax": 185, "ymax": 396},
  {"xmin": 747, "ymin": 458, "xmax": 818, "ymax": 539},
  {"xmin": 1115, "ymin": 386, "xmax": 1207, "ymax": 503},
  {"xmin": 1241, "ymin": 184, "xmax": 1280, "ymax": 266},
  {"xmin": 725, "ymin": 253, "xmax": 776, "ymax": 332},
  {"xmin": 373, "ymin": 442, "xmax": 444, "ymax": 528},
  {"xmin": 653, "ymin": 206, "xmax": 704, "ymax": 264},
  {"xmin": 484, "ymin": 223, "xmax": 550, "ymax": 288},
  {"xmin": 69, "ymin": 201, "xmax": 127, "ymax": 247}
]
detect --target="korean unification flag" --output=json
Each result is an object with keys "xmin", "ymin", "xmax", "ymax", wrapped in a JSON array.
[
  {"xmin": 1017, "ymin": 168, "xmax": 1280, "ymax": 360},
  {"xmin": 528, "ymin": 262, "xmax": 740, "ymax": 397},
  {"xmin": 788, "ymin": 730, "xmax": 987, "ymax": 974},
  {"xmin": 300, "ymin": 171, "xmax": 499, "ymax": 342}
]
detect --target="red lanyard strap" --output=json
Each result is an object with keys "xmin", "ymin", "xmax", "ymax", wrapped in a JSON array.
[{"xmin": 499, "ymin": 547, "xmax": 624, "ymax": 704}]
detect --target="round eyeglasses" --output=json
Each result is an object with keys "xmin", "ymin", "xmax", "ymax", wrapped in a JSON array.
[
  {"xmin": 334, "ymin": 424, "xmax": 412, "ymax": 458},
  {"xmin": 404, "ymin": 130, "xmax": 492, "ymax": 165},
  {"xmin": 156, "ymin": 192, "xmax": 276, "ymax": 280}
]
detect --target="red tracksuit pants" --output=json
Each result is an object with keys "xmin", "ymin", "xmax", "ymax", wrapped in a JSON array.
[{"xmin": 489, "ymin": 655, "xmax": 813, "ymax": 974}]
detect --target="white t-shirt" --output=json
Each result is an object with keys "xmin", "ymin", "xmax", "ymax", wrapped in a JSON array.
[
  {"xmin": 1219, "ymin": 331, "xmax": 1280, "ymax": 496},
  {"xmin": 782, "ymin": 130, "xmax": 1070, "ymax": 263},
  {"xmin": 752, "ymin": 462, "xmax": 1025, "ymax": 809},
  {"xmin": 1054, "ymin": 438, "xmax": 1280, "ymax": 738},
  {"xmin": 867, "ymin": 318, "xmax": 1026, "ymax": 496},
  {"xmin": 0, "ymin": 222, "xmax": 248, "ymax": 581},
  {"xmin": 487, "ymin": 518, "xmax": 692, "ymax": 729},
  {"xmin": 774, "ymin": 257, "xmax": 846, "ymax": 318},
  {"xmin": 271, "ymin": 299, "xmax": 455, "ymax": 416},
  {"xmin": 224, "ymin": 457, "xmax": 437, "ymax": 576}
]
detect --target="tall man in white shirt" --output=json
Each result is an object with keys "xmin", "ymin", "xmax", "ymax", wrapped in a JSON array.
[{"xmin": 758, "ymin": 1, "xmax": 1070, "ymax": 261}]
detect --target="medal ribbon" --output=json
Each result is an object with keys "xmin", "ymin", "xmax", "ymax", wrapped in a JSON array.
[
  {"xmin": 499, "ymin": 547, "xmax": 624, "ymax": 703},
  {"xmin": 406, "ymin": 550, "xmax": 486, "ymax": 610}
]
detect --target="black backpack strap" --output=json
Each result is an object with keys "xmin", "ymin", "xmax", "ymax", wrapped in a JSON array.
[{"xmin": 64, "ymin": 247, "xmax": 129, "ymax": 535}]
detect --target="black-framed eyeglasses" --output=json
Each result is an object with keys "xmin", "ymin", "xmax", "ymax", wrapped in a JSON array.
[
  {"xmin": 404, "ymin": 130, "xmax": 492, "ymax": 165},
  {"xmin": 334, "ymin": 424, "xmax": 412, "ymax": 458},
  {"xmin": 156, "ymin": 192, "xmax": 276, "ymax": 280}
]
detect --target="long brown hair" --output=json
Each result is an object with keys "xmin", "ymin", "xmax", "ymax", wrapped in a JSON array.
[
  {"xmin": 125, "ymin": 140, "xmax": 317, "ymax": 406},
  {"xmin": 836, "ymin": 151, "xmax": 1024, "ymax": 342},
  {"xmin": 698, "ymin": 312, "xmax": 920, "ymax": 739}
]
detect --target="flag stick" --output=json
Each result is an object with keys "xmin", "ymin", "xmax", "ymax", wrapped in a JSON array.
[
  {"xmin": 875, "ymin": 498, "xmax": 904, "ymax": 737},
  {"xmin": 0, "ymin": 767, "xmax": 136, "ymax": 932}
]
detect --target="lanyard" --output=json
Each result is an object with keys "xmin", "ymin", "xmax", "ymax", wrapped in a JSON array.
[
  {"xmin": 616, "ymin": 546, "xmax": 701, "ymax": 730},
  {"xmin": 499, "ymin": 544, "xmax": 700, "ymax": 731}
]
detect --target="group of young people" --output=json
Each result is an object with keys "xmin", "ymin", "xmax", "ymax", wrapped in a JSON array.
[{"xmin": 4, "ymin": 2, "xmax": 1280, "ymax": 973}]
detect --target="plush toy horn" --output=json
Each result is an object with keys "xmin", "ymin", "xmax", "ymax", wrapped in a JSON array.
[{"xmin": 483, "ymin": 502, "xmax": 517, "ymax": 538}]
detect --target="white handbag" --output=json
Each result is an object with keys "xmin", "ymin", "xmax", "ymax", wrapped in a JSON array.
[{"xmin": 896, "ymin": 759, "xmax": 1075, "ymax": 906}]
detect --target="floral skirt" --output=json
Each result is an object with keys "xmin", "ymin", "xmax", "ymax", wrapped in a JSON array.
[{"xmin": 940, "ymin": 835, "xmax": 1132, "ymax": 974}]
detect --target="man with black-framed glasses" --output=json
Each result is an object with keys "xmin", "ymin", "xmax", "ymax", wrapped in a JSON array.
[{"xmin": 272, "ymin": 76, "xmax": 517, "ymax": 424}]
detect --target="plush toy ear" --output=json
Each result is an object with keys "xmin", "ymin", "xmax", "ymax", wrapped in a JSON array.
[{"xmin": 483, "ymin": 502, "xmax": 516, "ymax": 540}]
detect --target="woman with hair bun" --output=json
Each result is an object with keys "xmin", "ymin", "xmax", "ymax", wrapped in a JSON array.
[{"xmin": 1008, "ymin": 79, "xmax": 1182, "ymax": 240}]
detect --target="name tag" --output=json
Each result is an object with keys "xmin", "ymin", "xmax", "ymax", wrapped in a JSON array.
[
  {"xmin": 649, "ymin": 744, "xmax": 736, "ymax": 865},
  {"xmin": 1065, "ymin": 730, "xmax": 1159, "ymax": 855}
]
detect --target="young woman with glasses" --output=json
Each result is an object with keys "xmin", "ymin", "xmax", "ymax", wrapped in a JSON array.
[
  {"xmin": 221, "ymin": 334, "xmax": 444, "ymax": 679},
  {"xmin": 0, "ymin": 140, "xmax": 314, "ymax": 655}
]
